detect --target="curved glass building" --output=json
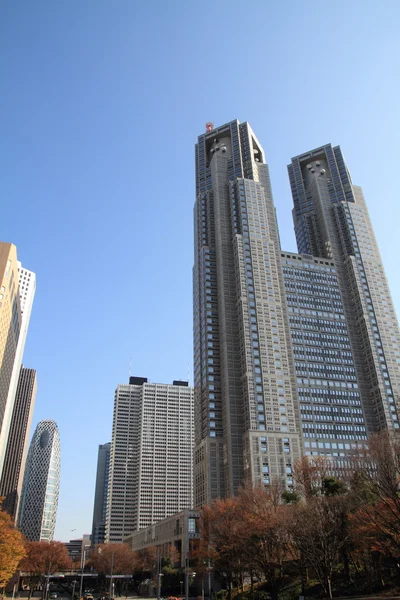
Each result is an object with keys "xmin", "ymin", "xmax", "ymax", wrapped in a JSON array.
[{"xmin": 18, "ymin": 419, "xmax": 60, "ymax": 541}]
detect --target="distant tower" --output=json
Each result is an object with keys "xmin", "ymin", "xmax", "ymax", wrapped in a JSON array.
[
  {"xmin": 0, "ymin": 367, "xmax": 37, "ymax": 519},
  {"xmin": 18, "ymin": 419, "xmax": 60, "ymax": 541},
  {"xmin": 0, "ymin": 261, "xmax": 36, "ymax": 479},
  {"xmin": 0, "ymin": 243, "xmax": 22, "ymax": 469},
  {"xmin": 91, "ymin": 442, "xmax": 111, "ymax": 545},
  {"xmin": 105, "ymin": 377, "xmax": 194, "ymax": 543}
]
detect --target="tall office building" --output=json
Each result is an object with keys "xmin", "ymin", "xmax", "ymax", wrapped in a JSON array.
[
  {"xmin": 193, "ymin": 121, "xmax": 302, "ymax": 508},
  {"xmin": 281, "ymin": 252, "xmax": 367, "ymax": 458},
  {"xmin": 0, "ymin": 367, "xmax": 37, "ymax": 518},
  {"xmin": 0, "ymin": 243, "xmax": 22, "ymax": 466},
  {"xmin": 193, "ymin": 122, "xmax": 400, "ymax": 506},
  {"xmin": 106, "ymin": 377, "xmax": 194, "ymax": 543},
  {"xmin": 18, "ymin": 419, "xmax": 61, "ymax": 541},
  {"xmin": 288, "ymin": 146, "xmax": 400, "ymax": 437},
  {"xmin": 91, "ymin": 442, "xmax": 111, "ymax": 546},
  {"xmin": 0, "ymin": 264, "xmax": 36, "ymax": 479}
]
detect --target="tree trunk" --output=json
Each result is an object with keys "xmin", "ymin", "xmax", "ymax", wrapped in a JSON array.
[{"xmin": 322, "ymin": 575, "xmax": 333, "ymax": 600}]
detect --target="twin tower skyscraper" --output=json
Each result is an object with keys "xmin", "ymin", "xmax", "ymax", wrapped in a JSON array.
[
  {"xmin": 193, "ymin": 120, "xmax": 400, "ymax": 507},
  {"xmin": 106, "ymin": 120, "xmax": 400, "ymax": 545}
]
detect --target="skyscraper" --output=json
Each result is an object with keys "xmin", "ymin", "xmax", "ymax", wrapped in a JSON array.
[
  {"xmin": 91, "ymin": 442, "xmax": 111, "ymax": 546},
  {"xmin": 0, "ymin": 367, "xmax": 37, "ymax": 518},
  {"xmin": 0, "ymin": 263, "xmax": 36, "ymax": 479},
  {"xmin": 106, "ymin": 377, "xmax": 194, "ymax": 543},
  {"xmin": 0, "ymin": 243, "xmax": 22, "ymax": 464},
  {"xmin": 288, "ymin": 146, "xmax": 400, "ymax": 438},
  {"xmin": 193, "ymin": 121, "xmax": 302, "ymax": 508},
  {"xmin": 193, "ymin": 122, "xmax": 400, "ymax": 506},
  {"xmin": 18, "ymin": 419, "xmax": 61, "ymax": 541}
]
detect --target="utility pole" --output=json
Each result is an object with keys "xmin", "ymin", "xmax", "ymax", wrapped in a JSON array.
[
  {"xmin": 79, "ymin": 550, "xmax": 86, "ymax": 599},
  {"xmin": 109, "ymin": 551, "xmax": 115, "ymax": 599}
]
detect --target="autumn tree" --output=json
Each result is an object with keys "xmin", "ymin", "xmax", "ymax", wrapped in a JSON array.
[
  {"xmin": 349, "ymin": 431, "xmax": 400, "ymax": 560},
  {"xmin": 20, "ymin": 541, "xmax": 70, "ymax": 596},
  {"xmin": 289, "ymin": 495, "xmax": 350, "ymax": 599},
  {"xmin": 238, "ymin": 484, "xmax": 293, "ymax": 600},
  {"xmin": 89, "ymin": 543, "xmax": 137, "ymax": 575},
  {"xmin": 202, "ymin": 497, "xmax": 244, "ymax": 600},
  {"xmin": 0, "ymin": 501, "xmax": 26, "ymax": 590},
  {"xmin": 293, "ymin": 455, "xmax": 332, "ymax": 499}
]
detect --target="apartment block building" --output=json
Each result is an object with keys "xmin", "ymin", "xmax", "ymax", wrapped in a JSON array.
[{"xmin": 105, "ymin": 378, "xmax": 194, "ymax": 542}]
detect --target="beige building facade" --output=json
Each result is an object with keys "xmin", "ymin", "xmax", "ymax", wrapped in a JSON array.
[{"xmin": 0, "ymin": 243, "xmax": 22, "ymax": 463}]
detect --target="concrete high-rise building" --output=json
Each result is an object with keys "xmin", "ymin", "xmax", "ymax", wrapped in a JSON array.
[
  {"xmin": 18, "ymin": 419, "xmax": 61, "ymax": 541},
  {"xmin": 0, "ymin": 264, "xmax": 36, "ymax": 479},
  {"xmin": 193, "ymin": 122, "xmax": 400, "ymax": 505},
  {"xmin": 105, "ymin": 377, "xmax": 194, "ymax": 543},
  {"xmin": 193, "ymin": 121, "xmax": 302, "ymax": 507},
  {"xmin": 281, "ymin": 252, "xmax": 368, "ymax": 458},
  {"xmin": 288, "ymin": 146, "xmax": 400, "ymax": 439},
  {"xmin": 91, "ymin": 442, "xmax": 111, "ymax": 546},
  {"xmin": 0, "ymin": 243, "xmax": 22, "ymax": 466},
  {"xmin": 0, "ymin": 367, "xmax": 37, "ymax": 518}
]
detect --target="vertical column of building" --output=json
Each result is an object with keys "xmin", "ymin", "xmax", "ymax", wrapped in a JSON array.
[
  {"xmin": 0, "ymin": 265, "xmax": 36, "ymax": 479},
  {"xmin": 105, "ymin": 379, "xmax": 142, "ymax": 543},
  {"xmin": 232, "ymin": 124, "xmax": 301, "ymax": 488},
  {"xmin": 194, "ymin": 128, "xmax": 228, "ymax": 507},
  {"xmin": 0, "ymin": 367, "xmax": 37, "ymax": 518},
  {"xmin": 0, "ymin": 243, "xmax": 22, "ymax": 474},
  {"xmin": 91, "ymin": 442, "xmax": 111, "ymax": 545},
  {"xmin": 281, "ymin": 252, "xmax": 367, "ymax": 460},
  {"xmin": 194, "ymin": 122, "xmax": 302, "ymax": 505},
  {"xmin": 288, "ymin": 147, "xmax": 400, "ymax": 435}
]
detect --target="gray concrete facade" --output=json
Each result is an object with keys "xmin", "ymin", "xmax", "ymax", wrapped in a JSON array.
[
  {"xmin": 106, "ymin": 379, "xmax": 194, "ymax": 543},
  {"xmin": 288, "ymin": 147, "xmax": 400, "ymax": 435},
  {"xmin": 194, "ymin": 121, "xmax": 302, "ymax": 507},
  {"xmin": 91, "ymin": 442, "xmax": 110, "ymax": 546}
]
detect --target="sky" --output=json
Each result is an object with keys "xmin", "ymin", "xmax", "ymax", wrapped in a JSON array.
[{"xmin": 1, "ymin": 0, "xmax": 400, "ymax": 542}]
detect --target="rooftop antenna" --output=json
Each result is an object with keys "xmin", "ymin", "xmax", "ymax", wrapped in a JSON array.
[
  {"xmin": 187, "ymin": 362, "xmax": 191, "ymax": 386},
  {"xmin": 129, "ymin": 356, "xmax": 132, "ymax": 379}
]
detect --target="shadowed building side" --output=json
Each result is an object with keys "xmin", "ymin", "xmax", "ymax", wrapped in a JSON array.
[{"xmin": 0, "ymin": 367, "xmax": 37, "ymax": 519}]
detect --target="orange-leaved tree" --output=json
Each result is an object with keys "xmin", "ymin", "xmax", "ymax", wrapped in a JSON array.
[
  {"xmin": 0, "ymin": 500, "xmax": 26, "ymax": 589},
  {"xmin": 238, "ymin": 483, "xmax": 293, "ymax": 600},
  {"xmin": 202, "ymin": 496, "xmax": 245, "ymax": 600},
  {"xmin": 89, "ymin": 543, "xmax": 137, "ymax": 575},
  {"xmin": 20, "ymin": 540, "xmax": 70, "ymax": 594}
]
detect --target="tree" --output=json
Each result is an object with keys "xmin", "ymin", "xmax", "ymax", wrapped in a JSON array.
[
  {"xmin": 20, "ymin": 541, "xmax": 70, "ymax": 596},
  {"xmin": 89, "ymin": 543, "xmax": 136, "ymax": 576},
  {"xmin": 238, "ymin": 484, "xmax": 293, "ymax": 600},
  {"xmin": 349, "ymin": 431, "xmax": 400, "ymax": 560},
  {"xmin": 293, "ymin": 455, "xmax": 331, "ymax": 499},
  {"xmin": 201, "ymin": 497, "xmax": 244, "ymax": 600},
  {"xmin": 0, "ymin": 501, "xmax": 26, "ymax": 589},
  {"xmin": 289, "ymin": 495, "xmax": 350, "ymax": 600}
]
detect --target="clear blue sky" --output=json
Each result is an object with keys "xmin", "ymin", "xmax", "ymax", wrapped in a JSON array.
[{"xmin": 1, "ymin": 0, "xmax": 400, "ymax": 541}]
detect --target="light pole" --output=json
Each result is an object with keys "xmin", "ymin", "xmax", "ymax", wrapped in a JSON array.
[
  {"xmin": 109, "ymin": 551, "xmax": 115, "ymax": 599},
  {"xmin": 207, "ymin": 563, "xmax": 212, "ymax": 600},
  {"xmin": 72, "ymin": 580, "xmax": 77, "ymax": 600},
  {"xmin": 79, "ymin": 550, "xmax": 86, "ymax": 599},
  {"xmin": 180, "ymin": 581, "xmax": 183, "ymax": 596}
]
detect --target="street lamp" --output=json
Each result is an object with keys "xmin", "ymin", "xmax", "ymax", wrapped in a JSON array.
[
  {"xmin": 109, "ymin": 551, "xmax": 115, "ymax": 600},
  {"xmin": 98, "ymin": 547, "xmax": 115, "ymax": 599},
  {"xmin": 72, "ymin": 580, "xmax": 78, "ymax": 600},
  {"xmin": 79, "ymin": 549, "xmax": 87, "ymax": 599}
]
